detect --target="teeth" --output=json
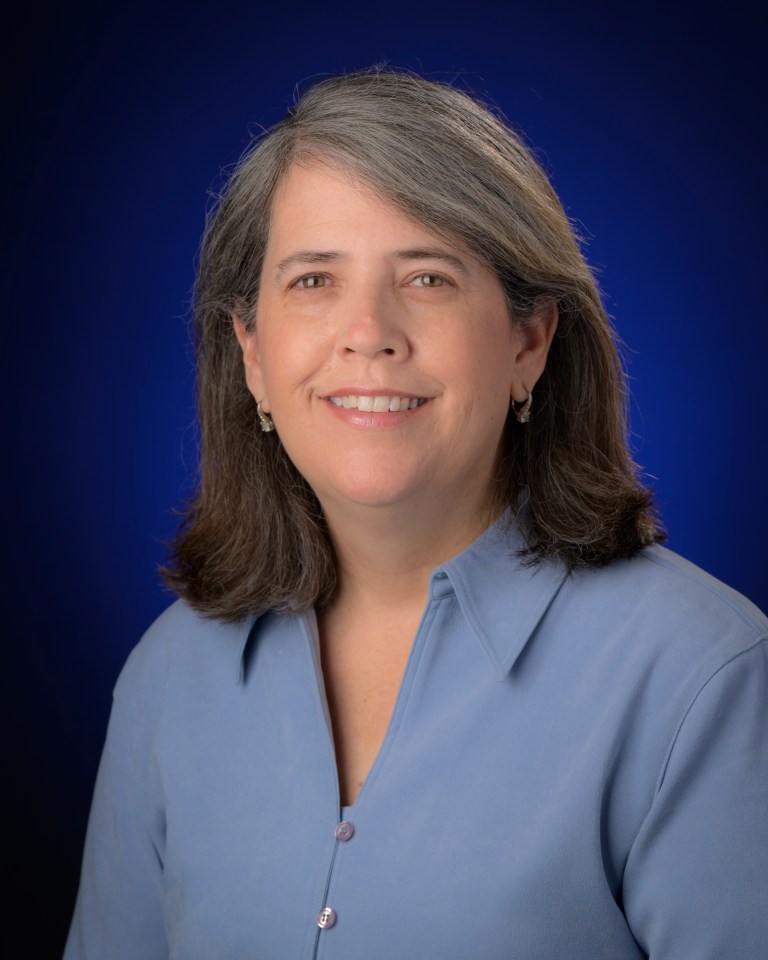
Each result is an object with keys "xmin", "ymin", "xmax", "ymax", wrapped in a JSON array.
[{"xmin": 328, "ymin": 395, "xmax": 427, "ymax": 411}]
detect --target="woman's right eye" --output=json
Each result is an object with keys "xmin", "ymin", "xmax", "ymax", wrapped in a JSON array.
[{"xmin": 291, "ymin": 274, "xmax": 328, "ymax": 289}]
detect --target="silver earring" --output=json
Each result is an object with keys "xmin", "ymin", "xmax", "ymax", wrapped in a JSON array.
[
  {"xmin": 257, "ymin": 401, "xmax": 275, "ymax": 433},
  {"xmin": 512, "ymin": 390, "xmax": 532, "ymax": 424}
]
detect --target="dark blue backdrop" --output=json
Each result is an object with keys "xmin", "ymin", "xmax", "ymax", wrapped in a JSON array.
[{"xmin": 4, "ymin": 2, "xmax": 766, "ymax": 953}]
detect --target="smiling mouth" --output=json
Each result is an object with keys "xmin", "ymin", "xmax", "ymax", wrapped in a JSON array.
[{"xmin": 327, "ymin": 395, "xmax": 429, "ymax": 412}]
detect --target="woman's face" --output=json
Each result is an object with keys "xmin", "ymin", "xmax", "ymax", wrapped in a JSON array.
[{"xmin": 235, "ymin": 162, "xmax": 555, "ymax": 523}]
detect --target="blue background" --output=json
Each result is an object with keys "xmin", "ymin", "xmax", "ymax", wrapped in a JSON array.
[{"xmin": 4, "ymin": 1, "xmax": 766, "ymax": 952}]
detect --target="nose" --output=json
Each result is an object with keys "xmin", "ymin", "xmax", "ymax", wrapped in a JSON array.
[{"xmin": 336, "ymin": 285, "xmax": 410, "ymax": 361}]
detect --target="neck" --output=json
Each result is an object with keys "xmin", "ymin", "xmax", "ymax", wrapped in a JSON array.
[{"xmin": 321, "ymin": 492, "xmax": 500, "ymax": 614}]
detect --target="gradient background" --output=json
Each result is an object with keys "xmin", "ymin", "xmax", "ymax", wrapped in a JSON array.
[{"xmin": 4, "ymin": 1, "xmax": 766, "ymax": 954}]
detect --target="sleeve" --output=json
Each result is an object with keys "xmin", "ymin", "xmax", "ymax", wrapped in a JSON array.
[
  {"xmin": 63, "ymin": 653, "xmax": 169, "ymax": 960},
  {"xmin": 622, "ymin": 636, "xmax": 768, "ymax": 959}
]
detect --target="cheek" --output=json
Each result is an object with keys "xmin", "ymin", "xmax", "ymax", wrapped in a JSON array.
[
  {"xmin": 256, "ymin": 312, "xmax": 332, "ymax": 393},
  {"xmin": 466, "ymin": 337, "xmax": 517, "ymax": 402},
  {"xmin": 461, "ymin": 299, "xmax": 517, "ymax": 368},
  {"xmin": 485, "ymin": 325, "xmax": 519, "ymax": 392}
]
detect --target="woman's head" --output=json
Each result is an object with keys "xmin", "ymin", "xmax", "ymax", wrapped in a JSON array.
[
  {"xmin": 166, "ymin": 68, "xmax": 661, "ymax": 619},
  {"xmin": 233, "ymin": 159, "xmax": 557, "ymax": 532}
]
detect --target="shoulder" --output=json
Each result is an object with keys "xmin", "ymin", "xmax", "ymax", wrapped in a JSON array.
[
  {"xmin": 562, "ymin": 543, "xmax": 766, "ymax": 649},
  {"xmin": 557, "ymin": 545, "xmax": 767, "ymax": 746},
  {"xmin": 636, "ymin": 544, "xmax": 765, "ymax": 632},
  {"xmin": 113, "ymin": 599, "xmax": 257, "ymax": 709},
  {"xmin": 538, "ymin": 543, "xmax": 767, "ymax": 713}
]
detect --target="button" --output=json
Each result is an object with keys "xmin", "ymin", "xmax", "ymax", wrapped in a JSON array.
[
  {"xmin": 335, "ymin": 820, "xmax": 355, "ymax": 842},
  {"xmin": 316, "ymin": 906, "xmax": 337, "ymax": 929}
]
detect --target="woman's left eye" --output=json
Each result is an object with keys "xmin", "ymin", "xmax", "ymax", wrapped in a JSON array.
[{"xmin": 410, "ymin": 273, "xmax": 448, "ymax": 288}]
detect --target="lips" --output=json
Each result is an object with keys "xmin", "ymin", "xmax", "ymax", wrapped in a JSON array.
[{"xmin": 327, "ymin": 395, "xmax": 429, "ymax": 412}]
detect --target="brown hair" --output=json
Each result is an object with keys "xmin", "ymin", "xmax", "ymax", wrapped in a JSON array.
[{"xmin": 163, "ymin": 67, "xmax": 662, "ymax": 620}]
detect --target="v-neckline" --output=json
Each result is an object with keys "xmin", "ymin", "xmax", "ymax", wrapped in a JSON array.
[{"xmin": 301, "ymin": 596, "xmax": 446, "ymax": 809}]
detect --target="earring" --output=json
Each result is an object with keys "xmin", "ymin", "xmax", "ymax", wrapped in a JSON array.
[
  {"xmin": 511, "ymin": 389, "xmax": 533, "ymax": 424},
  {"xmin": 257, "ymin": 401, "xmax": 275, "ymax": 433}
]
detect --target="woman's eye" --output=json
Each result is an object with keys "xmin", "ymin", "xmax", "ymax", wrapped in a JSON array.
[
  {"xmin": 293, "ymin": 274, "xmax": 328, "ymax": 289},
  {"xmin": 411, "ymin": 273, "xmax": 448, "ymax": 288}
]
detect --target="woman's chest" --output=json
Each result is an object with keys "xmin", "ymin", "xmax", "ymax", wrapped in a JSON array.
[{"xmin": 154, "ymin": 603, "xmax": 658, "ymax": 959}]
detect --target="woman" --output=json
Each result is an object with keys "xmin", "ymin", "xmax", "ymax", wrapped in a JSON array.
[{"xmin": 65, "ymin": 69, "xmax": 767, "ymax": 959}]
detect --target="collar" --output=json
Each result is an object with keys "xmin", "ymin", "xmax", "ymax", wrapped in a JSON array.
[
  {"xmin": 238, "ymin": 511, "xmax": 568, "ymax": 684},
  {"xmin": 432, "ymin": 512, "xmax": 568, "ymax": 680}
]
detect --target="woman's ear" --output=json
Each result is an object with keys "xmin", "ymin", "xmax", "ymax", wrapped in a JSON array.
[
  {"xmin": 510, "ymin": 301, "xmax": 558, "ymax": 403},
  {"xmin": 233, "ymin": 316, "xmax": 269, "ymax": 410}
]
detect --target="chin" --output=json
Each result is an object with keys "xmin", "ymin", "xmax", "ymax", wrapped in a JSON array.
[
  {"xmin": 312, "ymin": 468, "xmax": 431, "ymax": 513},
  {"xmin": 321, "ymin": 483, "xmax": 425, "ymax": 512},
  {"xmin": 300, "ymin": 450, "xmax": 425, "ymax": 503}
]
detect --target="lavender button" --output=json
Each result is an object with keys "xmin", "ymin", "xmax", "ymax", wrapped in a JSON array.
[
  {"xmin": 335, "ymin": 820, "xmax": 355, "ymax": 842},
  {"xmin": 316, "ymin": 906, "xmax": 337, "ymax": 929}
]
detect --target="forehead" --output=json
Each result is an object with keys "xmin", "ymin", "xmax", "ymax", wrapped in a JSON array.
[{"xmin": 264, "ymin": 161, "xmax": 462, "ymax": 255}]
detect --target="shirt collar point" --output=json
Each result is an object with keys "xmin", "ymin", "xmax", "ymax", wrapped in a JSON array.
[
  {"xmin": 442, "ymin": 515, "xmax": 568, "ymax": 677},
  {"xmin": 236, "ymin": 613, "xmax": 262, "ymax": 684}
]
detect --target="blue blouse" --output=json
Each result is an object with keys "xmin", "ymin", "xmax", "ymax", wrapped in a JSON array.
[{"xmin": 65, "ymin": 517, "xmax": 768, "ymax": 959}]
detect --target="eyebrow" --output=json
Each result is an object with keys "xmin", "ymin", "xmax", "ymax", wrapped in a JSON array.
[
  {"xmin": 394, "ymin": 249, "xmax": 470, "ymax": 279},
  {"xmin": 273, "ymin": 247, "xmax": 471, "ymax": 279},
  {"xmin": 274, "ymin": 251, "xmax": 343, "ymax": 276}
]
